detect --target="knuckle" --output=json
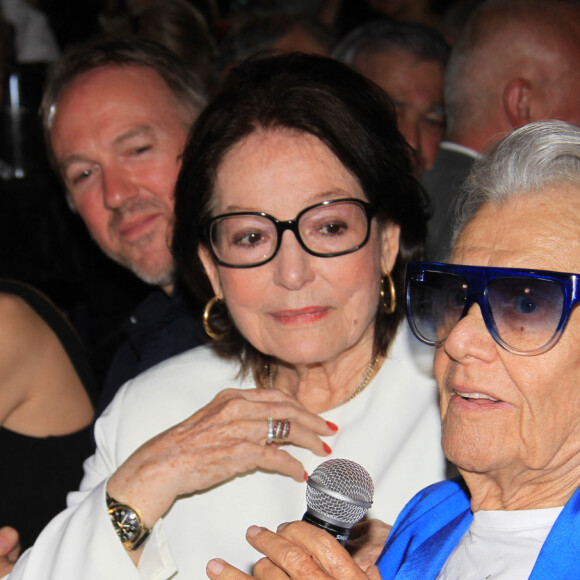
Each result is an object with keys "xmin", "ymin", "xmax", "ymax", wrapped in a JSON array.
[
  {"xmin": 213, "ymin": 388, "xmax": 241, "ymax": 405},
  {"xmin": 212, "ymin": 389, "xmax": 231, "ymax": 403},
  {"xmin": 318, "ymin": 531, "xmax": 343, "ymax": 553},
  {"xmin": 279, "ymin": 545, "xmax": 310, "ymax": 571},
  {"xmin": 222, "ymin": 396, "xmax": 247, "ymax": 415}
]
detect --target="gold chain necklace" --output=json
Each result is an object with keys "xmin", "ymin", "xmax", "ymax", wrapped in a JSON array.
[
  {"xmin": 339, "ymin": 353, "xmax": 382, "ymax": 405},
  {"xmin": 262, "ymin": 354, "xmax": 382, "ymax": 405}
]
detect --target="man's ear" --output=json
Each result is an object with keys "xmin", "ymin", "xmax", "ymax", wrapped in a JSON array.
[
  {"xmin": 503, "ymin": 78, "xmax": 532, "ymax": 128},
  {"xmin": 198, "ymin": 245, "xmax": 223, "ymax": 298}
]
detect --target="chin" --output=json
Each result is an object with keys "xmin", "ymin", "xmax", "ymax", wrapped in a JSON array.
[
  {"xmin": 115, "ymin": 253, "xmax": 175, "ymax": 288},
  {"xmin": 443, "ymin": 433, "xmax": 512, "ymax": 475},
  {"xmin": 134, "ymin": 266, "xmax": 175, "ymax": 288},
  {"xmin": 273, "ymin": 344, "xmax": 342, "ymax": 367}
]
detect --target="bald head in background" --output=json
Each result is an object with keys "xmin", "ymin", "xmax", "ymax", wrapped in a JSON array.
[
  {"xmin": 446, "ymin": 0, "xmax": 580, "ymax": 151},
  {"xmin": 423, "ymin": 0, "xmax": 580, "ymax": 261}
]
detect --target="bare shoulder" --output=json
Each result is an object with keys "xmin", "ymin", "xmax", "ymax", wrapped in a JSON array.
[
  {"xmin": 0, "ymin": 290, "xmax": 50, "ymax": 329},
  {"xmin": 0, "ymin": 291, "xmax": 53, "ymax": 357},
  {"xmin": 0, "ymin": 289, "xmax": 92, "ymax": 434},
  {"xmin": 0, "ymin": 292, "xmax": 47, "ymax": 425}
]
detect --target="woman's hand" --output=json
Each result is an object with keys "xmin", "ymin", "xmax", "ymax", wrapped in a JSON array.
[
  {"xmin": 0, "ymin": 526, "xmax": 20, "ymax": 576},
  {"xmin": 206, "ymin": 523, "xmax": 382, "ymax": 579},
  {"xmin": 107, "ymin": 387, "xmax": 336, "ymax": 530}
]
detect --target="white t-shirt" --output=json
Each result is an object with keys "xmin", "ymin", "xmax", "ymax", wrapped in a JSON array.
[{"xmin": 437, "ymin": 506, "xmax": 563, "ymax": 579}]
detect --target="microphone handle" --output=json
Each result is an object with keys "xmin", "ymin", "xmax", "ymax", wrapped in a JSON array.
[{"xmin": 302, "ymin": 511, "xmax": 351, "ymax": 546}]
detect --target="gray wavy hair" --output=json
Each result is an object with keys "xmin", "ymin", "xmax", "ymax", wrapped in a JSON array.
[{"xmin": 452, "ymin": 120, "xmax": 580, "ymax": 246}]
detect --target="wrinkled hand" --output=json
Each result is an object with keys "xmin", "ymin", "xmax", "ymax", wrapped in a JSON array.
[
  {"xmin": 346, "ymin": 518, "xmax": 391, "ymax": 570},
  {"xmin": 206, "ymin": 522, "xmax": 382, "ymax": 579},
  {"xmin": 107, "ymin": 388, "xmax": 336, "ymax": 529},
  {"xmin": 0, "ymin": 526, "xmax": 20, "ymax": 576}
]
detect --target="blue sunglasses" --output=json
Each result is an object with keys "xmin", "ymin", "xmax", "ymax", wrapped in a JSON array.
[{"xmin": 405, "ymin": 261, "xmax": 580, "ymax": 355}]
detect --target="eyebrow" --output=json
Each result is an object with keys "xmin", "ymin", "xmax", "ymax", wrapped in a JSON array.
[
  {"xmin": 390, "ymin": 98, "xmax": 445, "ymax": 118},
  {"xmin": 219, "ymin": 190, "xmax": 362, "ymax": 214},
  {"xmin": 58, "ymin": 125, "xmax": 155, "ymax": 172},
  {"xmin": 112, "ymin": 125, "xmax": 155, "ymax": 146}
]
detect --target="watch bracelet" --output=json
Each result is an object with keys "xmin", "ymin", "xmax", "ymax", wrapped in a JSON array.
[{"xmin": 106, "ymin": 492, "xmax": 151, "ymax": 551}]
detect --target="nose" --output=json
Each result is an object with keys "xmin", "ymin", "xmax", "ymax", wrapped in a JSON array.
[
  {"xmin": 272, "ymin": 229, "xmax": 315, "ymax": 290},
  {"xmin": 442, "ymin": 303, "xmax": 498, "ymax": 363},
  {"xmin": 102, "ymin": 166, "xmax": 139, "ymax": 209},
  {"xmin": 397, "ymin": 115, "xmax": 424, "ymax": 171}
]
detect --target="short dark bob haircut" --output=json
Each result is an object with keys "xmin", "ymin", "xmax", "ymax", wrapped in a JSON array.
[{"xmin": 173, "ymin": 52, "xmax": 429, "ymax": 375}]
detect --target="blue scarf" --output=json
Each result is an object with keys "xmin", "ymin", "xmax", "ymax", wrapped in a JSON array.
[{"xmin": 376, "ymin": 478, "xmax": 580, "ymax": 579}]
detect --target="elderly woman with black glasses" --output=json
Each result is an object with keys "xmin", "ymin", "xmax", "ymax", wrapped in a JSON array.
[
  {"xmin": 4, "ymin": 53, "xmax": 445, "ymax": 579},
  {"xmin": 204, "ymin": 120, "xmax": 580, "ymax": 580}
]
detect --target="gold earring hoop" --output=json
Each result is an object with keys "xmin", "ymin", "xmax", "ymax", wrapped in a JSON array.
[
  {"xmin": 380, "ymin": 273, "xmax": 396, "ymax": 314},
  {"xmin": 203, "ymin": 296, "xmax": 227, "ymax": 340}
]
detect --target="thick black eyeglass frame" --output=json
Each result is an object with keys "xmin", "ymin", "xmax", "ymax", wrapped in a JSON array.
[
  {"xmin": 203, "ymin": 198, "xmax": 375, "ymax": 268},
  {"xmin": 405, "ymin": 261, "xmax": 580, "ymax": 355}
]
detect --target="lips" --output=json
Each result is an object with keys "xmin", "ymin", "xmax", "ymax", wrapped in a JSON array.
[
  {"xmin": 269, "ymin": 306, "xmax": 331, "ymax": 326},
  {"xmin": 454, "ymin": 391, "xmax": 499, "ymax": 402},
  {"xmin": 448, "ymin": 387, "xmax": 510, "ymax": 411},
  {"xmin": 117, "ymin": 212, "xmax": 162, "ymax": 241}
]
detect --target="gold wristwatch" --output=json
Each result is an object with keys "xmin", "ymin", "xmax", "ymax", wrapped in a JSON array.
[{"xmin": 106, "ymin": 493, "xmax": 151, "ymax": 551}]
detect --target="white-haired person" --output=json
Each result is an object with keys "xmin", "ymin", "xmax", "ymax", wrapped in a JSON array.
[{"xmin": 206, "ymin": 120, "xmax": 580, "ymax": 580}]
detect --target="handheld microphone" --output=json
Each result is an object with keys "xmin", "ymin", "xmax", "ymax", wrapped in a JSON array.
[{"xmin": 302, "ymin": 458, "xmax": 374, "ymax": 546}]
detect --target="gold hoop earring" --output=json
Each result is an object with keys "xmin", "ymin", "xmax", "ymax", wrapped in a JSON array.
[
  {"xmin": 203, "ymin": 296, "xmax": 227, "ymax": 340},
  {"xmin": 380, "ymin": 273, "xmax": 396, "ymax": 314}
]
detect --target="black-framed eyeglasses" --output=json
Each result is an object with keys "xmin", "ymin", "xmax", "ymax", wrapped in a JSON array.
[
  {"xmin": 203, "ymin": 198, "xmax": 375, "ymax": 268},
  {"xmin": 405, "ymin": 261, "xmax": 580, "ymax": 355}
]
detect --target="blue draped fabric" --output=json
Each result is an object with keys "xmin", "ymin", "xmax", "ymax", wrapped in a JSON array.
[{"xmin": 376, "ymin": 478, "xmax": 580, "ymax": 579}]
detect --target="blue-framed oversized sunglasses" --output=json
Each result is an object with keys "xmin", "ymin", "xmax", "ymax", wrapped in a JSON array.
[
  {"xmin": 203, "ymin": 198, "xmax": 374, "ymax": 268},
  {"xmin": 405, "ymin": 261, "xmax": 580, "ymax": 355}
]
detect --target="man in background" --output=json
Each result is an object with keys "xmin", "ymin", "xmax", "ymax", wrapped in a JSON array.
[
  {"xmin": 334, "ymin": 20, "xmax": 449, "ymax": 174},
  {"xmin": 423, "ymin": 0, "xmax": 580, "ymax": 260},
  {"xmin": 40, "ymin": 38, "xmax": 208, "ymax": 411}
]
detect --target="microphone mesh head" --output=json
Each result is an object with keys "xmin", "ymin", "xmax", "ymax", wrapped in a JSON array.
[{"xmin": 306, "ymin": 458, "xmax": 374, "ymax": 526}]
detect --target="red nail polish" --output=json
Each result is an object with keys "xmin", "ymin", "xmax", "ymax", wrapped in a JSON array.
[
  {"xmin": 323, "ymin": 442, "xmax": 332, "ymax": 454},
  {"xmin": 326, "ymin": 421, "xmax": 339, "ymax": 432},
  {"xmin": 303, "ymin": 471, "xmax": 309, "ymax": 481}
]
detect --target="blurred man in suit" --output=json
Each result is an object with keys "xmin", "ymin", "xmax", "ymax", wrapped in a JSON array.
[
  {"xmin": 334, "ymin": 20, "xmax": 449, "ymax": 174},
  {"xmin": 423, "ymin": 0, "xmax": 580, "ymax": 260}
]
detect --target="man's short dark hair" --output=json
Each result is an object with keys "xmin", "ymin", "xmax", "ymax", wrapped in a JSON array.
[{"xmin": 333, "ymin": 19, "xmax": 450, "ymax": 68}]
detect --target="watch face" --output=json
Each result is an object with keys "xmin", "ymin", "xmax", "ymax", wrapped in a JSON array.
[{"xmin": 110, "ymin": 506, "xmax": 141, "ymax": 543}]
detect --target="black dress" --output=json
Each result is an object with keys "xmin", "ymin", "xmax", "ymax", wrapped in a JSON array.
[{"xmin": 0, "ymin": 280, "xmax": 98, "ymax": 551}]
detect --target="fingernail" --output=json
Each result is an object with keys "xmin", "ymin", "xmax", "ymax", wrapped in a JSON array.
[
  {"xmin": 207, "ymin": 559, "xmax": 224, "ymax": 575},
  {"xmin": 326, "ymin": 421, "xmax": 339, "ymax": 431},
  {"xmin": 303, "ymin": 470, "xmax": 309, "ymax": 481},
  {"xmin": 323, "ymin": 442, "xmax": 332, "ymax": 454},
  {"xmin": 277, "ymin": 522, "xmax": 289, "ymax": 532},
  {"xmin": 247, "ymin": 525, "xmax": 263, "ymax": 538}
]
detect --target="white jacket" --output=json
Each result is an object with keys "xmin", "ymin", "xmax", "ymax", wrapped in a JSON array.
[{"xmin": 8, "ymin": 325, "xmax": 444, "ymax": 579}]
